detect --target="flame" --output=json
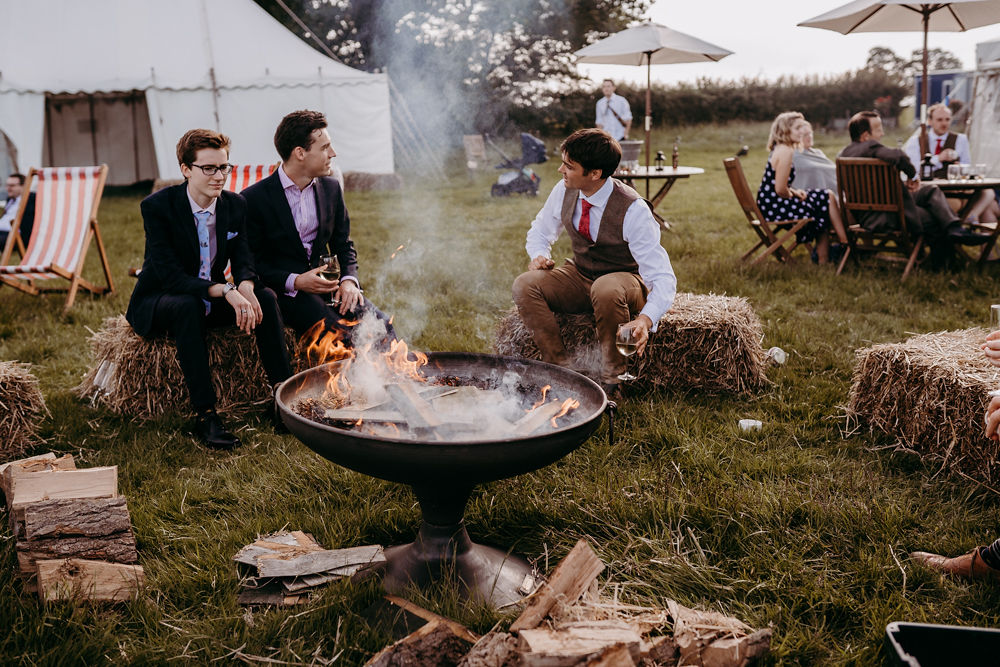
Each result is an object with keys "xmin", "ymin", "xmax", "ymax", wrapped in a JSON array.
[
  {"xmin": 530, "ymin": 385, "xmax": 551, "ymax": 410},
  {"xmin": 390, "ymin": 244, "xmax": 405, "ymax": 259},
  {"xmin": 550, "ymin": 398, "xmax": 580, "ymax": 428},
  {"xmin": 382, "ymin": 339, "xmax": 428, "ymax": 381}
]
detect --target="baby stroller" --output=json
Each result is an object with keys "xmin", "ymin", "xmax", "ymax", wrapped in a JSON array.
[{"xmin": 486, "ymin": 133, "xmax": 547, "ymax": 197}]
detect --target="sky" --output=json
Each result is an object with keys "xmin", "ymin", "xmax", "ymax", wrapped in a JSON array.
[{"xmin": 578, "ymin": 0, "xmax": 1000, "ymax": 86}]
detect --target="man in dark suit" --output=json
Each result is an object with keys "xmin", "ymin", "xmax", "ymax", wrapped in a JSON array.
[
  {"xmin": 126, "ymin": 129, "xmax": 293, "ymax": 449},
  {"xmin": 243, "ymin": 110, "xmax": 394, "ymax": 346},
  {"xmin": 839, "ymin": 110, "xmax": 988, "ymax": 267},
  {"xmin": 0, "ymin": 173, "xmax": 35, "ymax": 251}
]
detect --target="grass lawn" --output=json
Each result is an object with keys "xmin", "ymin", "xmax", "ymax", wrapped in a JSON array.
[{"xmin": 3, "ymin": 120, "xmax": 1000, "ymax": 665}]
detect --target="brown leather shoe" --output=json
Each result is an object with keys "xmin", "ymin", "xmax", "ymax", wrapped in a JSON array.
[{"xmin": 910, "ymin": 548, "xmax": 1000, "ymax": 582}]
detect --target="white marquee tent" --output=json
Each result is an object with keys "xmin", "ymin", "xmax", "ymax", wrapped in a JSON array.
[{"xmin": 0, "ymin": 0, "xmax": 394, "ymax": 185}]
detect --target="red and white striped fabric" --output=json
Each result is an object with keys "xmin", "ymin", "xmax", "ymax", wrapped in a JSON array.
[
  {"xmin": 222, "ymin": 164, "xmax": 277, "ymax": 283},
  {"xmin": 0, "ymin": 166, "xmax": 104, "ymax": 280}
]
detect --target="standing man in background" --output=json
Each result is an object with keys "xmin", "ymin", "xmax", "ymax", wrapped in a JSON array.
[
  {"xmin": 595, "ymin": 79, "xmax": 632, "ymax": 141},
  {"xmin": 0, "ymin": 173, "xmax": 34, "ymax": 251}
]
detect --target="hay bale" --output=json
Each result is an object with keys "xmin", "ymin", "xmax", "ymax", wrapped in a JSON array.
[
  {"xmin": 848, "ymin": 327, "xmax": 1000, "ymax": 489},
  {"xmin": 494, "ymin": 292, "xmax": 769, "ymax": 394},
  {"xmin": 342, "ymin": 172, "xmax": 403, "ymax": 191},
  {"xmin": 75, "ymin": 315, "xmax": 296, "ymax": 420},
  {"xmin": 0, "ymin": 362, "xmax": 47, "ymax": 462}
]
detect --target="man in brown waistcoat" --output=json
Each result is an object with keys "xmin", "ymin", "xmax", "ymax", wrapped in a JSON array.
[{"xmin": 512, "ymin": 129, "xmax": 676, "ymax": 396}]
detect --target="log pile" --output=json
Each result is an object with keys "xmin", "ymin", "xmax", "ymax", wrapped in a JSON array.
[
  {"xmin": 234, "ymin": 530, "xmax": 385, "ymax": 606},
  {"xmin": 1, "ymin": 453, "xmax": 143, "ymax": 602},
  {"xmin": 366, "ymin": 539, "xmax": 771, "ymax": 666}
]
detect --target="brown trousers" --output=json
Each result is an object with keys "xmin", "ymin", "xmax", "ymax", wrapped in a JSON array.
[{"xmin": 511, "ymin": 261, "xmax": 646, "ymax": 384}]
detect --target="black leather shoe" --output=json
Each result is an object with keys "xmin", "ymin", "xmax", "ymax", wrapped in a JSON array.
[
  {"xmin": 947, "ymin": 224, "xmax": 994, "ymax": 245},
  {"xmin": 194, "ymin": 409, "xmax": 240, "ymax": 450}
]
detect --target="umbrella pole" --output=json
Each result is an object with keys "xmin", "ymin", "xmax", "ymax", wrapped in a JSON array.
[
  {"xmin": 920, "ymin": 11, "xmax": 930, "ymax": 145},
  {"xmin": 645, "ymin": 51, "xmax": 652, "ymax": 199}
]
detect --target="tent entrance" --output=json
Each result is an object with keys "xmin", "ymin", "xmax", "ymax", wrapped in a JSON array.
[{"xmin": 43, "ymin": 91, "xmax": 158, "ymax": 185}]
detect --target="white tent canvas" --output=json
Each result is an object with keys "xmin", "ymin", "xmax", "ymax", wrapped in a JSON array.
[
  {"xmin": 0, "ymin": 0, "xmax": 393, "ymax": 184},
  {"xmin": 970, "ymin": 38, "xmax": 1000, "ymax": 176}
]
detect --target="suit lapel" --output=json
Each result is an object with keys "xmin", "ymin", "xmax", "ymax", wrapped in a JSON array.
[
  {"xmin": 265, "ymin": 173, "xmax": 304, "ymax": 254},
  {"xmin": 213, "ymin": 193, "xmax": 228, "ymax": 271},
  {"xmin": 172, "ymin": 184, "xmax": 200, "ymax": 261}
]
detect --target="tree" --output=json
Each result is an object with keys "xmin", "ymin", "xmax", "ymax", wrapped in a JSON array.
[
  {"xmin": 865, "ymin": 46, "xmax": 907, "ymax": 84},
  {"xmin": 904, "ymin": 47, "xmax": 964, "ymax": 78}
]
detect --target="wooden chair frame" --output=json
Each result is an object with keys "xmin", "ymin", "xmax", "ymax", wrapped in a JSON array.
[
  {"xmin": 0, "ymin": 165, "xmax": 114, "ymax": 313},
  {"xmin": 724, "ymin": 157, "xmax": 813, "ymax": 266},
  {"xmin": 835, "ymin": 157, "xmax": 924, "ymax": 281}
]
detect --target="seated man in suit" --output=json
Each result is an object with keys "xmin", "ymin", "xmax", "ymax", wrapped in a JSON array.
[
  {"xmin": 0, "ymin": 172, "xmax": 35, "ymax": 251},
  {"xmin": 243, "ymin": 109, "xmax": 394, "ymax": 346},
  {"xmin": 840, "ymin": 110, "xmax": 989, "ymax": 268},
  {"xmin": 512, "ymin": 128, "xmax": 676, "ymax": 398},
  {"xmin": 126, "ymin": 129, "xmax": 293, "ymax": 450}
]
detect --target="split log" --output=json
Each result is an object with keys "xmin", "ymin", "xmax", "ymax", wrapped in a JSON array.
[
  {"xmin": 1, "ymin": 453, "xmax": 75, "ymax": 502},
  {"xmin": 518, "ymin": 622, "xmax": 641, "ymax": 666},
  {"xmin": 23, "ymin": 497, "xmax": 131, "ymax": 539},
  {"xmin": 237, "ymin": 580, "xmax": 308, "ymax": 607},
  {"xmin": 386, "ymin": 595, "xmax": 480, "ymax": 644},
  {"xmin": 699, "ymin": 629, "xmax": 772, "ymax": 667},
  {"xmin": 8, "ymin": 466, "xmax": 117, "ymax": 512},
  {"xmin": 36, "ymin": 558, "xmax": 144, "ymax": 602},
  {"xmin": 255, "ymin": 544, "xmax": 385, "ymax": 578},
  {"xmin": 584, "ymin": 642, "xmax": 636, "ymax": 667},
  {"xmin": 510, "ymin": 539, "xmax": 605, "ymax": 632},
  {"xmin": 0, "ymin": 452, "xmax": 57, "ymax": 477},
  {"xmin": 457, "ymin": 632, "xmax": 521, "ymax": 667},
  {"xmin": 17, "ymin": 531, "xmax": 139, "ymax": 572},
  {"xmin": 513, "ymin": 402, "xmax": 566, "ymax": 436},
  {"xmin": 386, "ymin": 383, "xmax": 443, "ymax": 430},
  {"xmin": 365, "ymin": 620, "xmax": 474, "ymax": 667},
  {"xmin": 233, "ymin": 530, "xmax": 324, "ymax": 567}
]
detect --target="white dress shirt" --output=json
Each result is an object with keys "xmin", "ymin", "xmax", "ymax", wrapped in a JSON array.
[
  {"xmin": 595, "ymin": 94, "xmax": 632, "ymax": 141},
  {"xmin": 903, "ymin": 128, "xmax": 972, "ymax": 172},
  {"xmin": 0, "ymin": 195, "xmax": 21, "ymax": 233},
  {"xmin": 525, "ymin": 178, "xmax": 676, "ymax": 330}
]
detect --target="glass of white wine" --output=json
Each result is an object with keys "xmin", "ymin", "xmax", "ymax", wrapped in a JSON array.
[
  {"xmin": 991, "ymin": 304, "xmax": 1000, "ymax": 332},
  {"xmin": 615, "ymin": 323, "xmax": 638, "ymax": 382},
  {"xmin": 319, "ymin": 254, "xmax": 340, "ymax": 306}
]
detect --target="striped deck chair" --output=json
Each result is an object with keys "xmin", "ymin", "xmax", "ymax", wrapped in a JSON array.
[
  {"xmin": 0, "ymin": 165, "xmax": 114, "ymax": 313},
  {"xmin": 220, "ymin": 164, "xmax": 277, "ymax": 283}
]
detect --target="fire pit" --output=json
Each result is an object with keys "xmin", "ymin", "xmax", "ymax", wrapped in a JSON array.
[{"xmin": 275, "ymin": 352, "xmax": 608, "ymax": 607}]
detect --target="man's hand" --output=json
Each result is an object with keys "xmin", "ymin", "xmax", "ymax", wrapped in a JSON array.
[
  {"xmin": 939, "ymin": 148, "xmax": 959, "ymax": 164},
  {"xmin": 224, "ymin": 288, "xmax": 257, "ymax": 335},
  {"xmin": 906, "ymin": 178, "xmax": 921, "ymax": 193},
  {"xmin": 986, "ymin": 394, "xmax": 1000, "ymax": 440},
  {"xmin": 237, "ymin": 280, "xmax": 263, "ymax": 325},
  {"xmin": 337, "ymin": 280, "xmax": 362, "ymax": 315},
  {"xmin": 294, "ymin": 267, "xmax": 338, "ymax": 296},
  {"xmin": 982, "ymin": 330, "xmax": 1000, "ymax": 367},
  {"xmin": 529, "ymin": 255, "xmax": 555, "ymax": 271},
  {"xmin": 622, "ymin": 314, "xmax": 654, "ymax": 356}
]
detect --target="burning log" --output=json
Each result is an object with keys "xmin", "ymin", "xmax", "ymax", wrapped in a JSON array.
[{"xmin": 386, "ymin": 383, "xmax": 444, "ymax": 431}]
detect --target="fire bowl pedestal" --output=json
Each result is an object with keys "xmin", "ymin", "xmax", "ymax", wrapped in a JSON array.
[{"xmin": 276, "ymin": 352, "xmax": 608, "ymax": 607}]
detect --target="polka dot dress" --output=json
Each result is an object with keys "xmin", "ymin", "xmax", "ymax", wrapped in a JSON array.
[{"xmin": 756, "ymin": 160, "xmax": 830, "ymax": 243}]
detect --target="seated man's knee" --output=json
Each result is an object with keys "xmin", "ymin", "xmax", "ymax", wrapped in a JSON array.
[
  {"xmin": 512, "ymin": 271, "xmax": 542, "ymax": 303},
  {"xmin": 255, "ymin": 286, "xmax": 279, "ymax": 309},
  {"xmin": 590, "ymin": 274, "xmax": 629, "ymax": 304}
]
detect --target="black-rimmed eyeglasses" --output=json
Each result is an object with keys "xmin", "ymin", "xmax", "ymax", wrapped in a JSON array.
[{"xmin": 190, "ymin": 163, "xmax": 234, "ymax": 176}]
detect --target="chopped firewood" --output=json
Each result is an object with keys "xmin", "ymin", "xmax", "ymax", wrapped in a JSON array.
[
  {"xmin": 344, "ymin": 386, "xmax": 458, "ymax": 413},
  {"xmin": 585, "ymin": 642, "xmax": 636, "ymax": 667},
  {"xmin": 8, "ymin": 466, "xmax": 117, "ymax": 513},
  {"xmin": 457, "ymin": 632, "xmax": 521, "ymax": 667},
  {"xmin": 669, "ymin": 600, "xmax": 770, "ymax": 667},
  {"xmin": 386, "ymin": 383, "xmax": 443, "ymax": 430},
  {"xmin": 35, "ymin": 558, "xmax": 143, "ymax": 603},
  {"xmin": 237, "ymin": 579, "xmax": 308, "ymax": 607},
  {"xmin": 385, "ymin": 595, "xmax": 480, "ymax": 644},
  {"xmin": 23, "ymin": 497, "xmax": 131, "ymax": 539},
  {"xmin": 699, "ymin": 629, "xmax": 772, "ymax": 667},
  {"xmin": 18, "ymin": 531, "xmax": 138, "ymax": 572},
  {"xmin": 518, "ymin": 621, "xmax": 642, "ymax": 666},
  {"xmin": 233, "ymin": 530, "xmax": 324, "ymax": 567},
  {"xmin": 639, "ymin": 636, "xmax": 679, "ymax": 665},
  {"xmin": 255, "ymin": 544, "xmax": 385, "ymax": 578},
  {"xmin": 281, "ymin": 564, "xmax": 370, "ymax": 592},
  {"xmin": 1, "ymin": 453, "xmax": 75, "ymax": 502},
  {"xmin": 365, "ymin": 620, "xmax": 474, "ymax": 667},
  {"xmin": 512, "ymin": 401, "xmax": 566, "ymax": 436},
  {"xmin": 510, "ymin": 539, "xmax": 605, "ymax": 632},
  {"xmin": 324, "ymin": 408, "xmax": 407, "ymax": 423}
]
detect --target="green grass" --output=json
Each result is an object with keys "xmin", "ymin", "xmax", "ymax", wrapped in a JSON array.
[{"xmin": 3, "ymin": 122, "xmax": 1000, "ymax": 665}]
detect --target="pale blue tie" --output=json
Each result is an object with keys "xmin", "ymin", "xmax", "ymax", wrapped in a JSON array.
[{"xmin": 194, "ymin": 210, "xmax": 212, "ymax": 314}]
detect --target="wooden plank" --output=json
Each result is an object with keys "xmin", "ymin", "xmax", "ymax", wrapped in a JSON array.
[
  {"xmin": 256, "ymin": 545, "xmax": 385, "ymax": 578},
  {"xmin": 36, "ymin": 558, "xmax": 144, "ymax": 602},
  {"xmin": 365, "ymin": 620, "xmax": 474, "ymax": 667},
  {"xmin": 385, "ymin": 383, "xmax": 443, "ymax": 430},
  {"xmin": 510, "ymin": 539, "xmax": 605, "ymax": 632},
  {"xmin": 23, "ymin": 497, "xmax": 130, "ymax": 539},
  {"xmin": 513, "ymin": 402, "xmax": 565, "ymax": 436},
  {"xmin": 9, "ymin": 466, "xmax": 117, "ymax": 510},
  {"xmin": 385, "ymin": 595, "xmax": 480, "ymax": 644}
]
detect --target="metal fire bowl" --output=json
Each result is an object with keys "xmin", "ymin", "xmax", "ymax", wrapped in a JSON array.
[{"xmin": 275, "ymin": 352, "xmax": 609, "ymax": 607}]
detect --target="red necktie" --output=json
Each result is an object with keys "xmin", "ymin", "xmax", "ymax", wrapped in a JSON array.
[
  {"xmin": 578, "ymin": 199, "xmax": 593, "ymax": 241},
  {"xmin": 934, "ymin": 138, "xmax": 943, "ymax": 155}
]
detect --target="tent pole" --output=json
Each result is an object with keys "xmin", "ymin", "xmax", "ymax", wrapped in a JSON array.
[{"xmin": 645, "ymin": 51, "xmax": 652, "ymax": 199}]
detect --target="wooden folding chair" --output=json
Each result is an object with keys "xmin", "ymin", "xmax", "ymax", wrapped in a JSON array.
[
  {"xmin": 724, "ymin": 157, "xmax": 813, "ymax": 266},
  {"xmin": 835, "ymin": 158, "xmax": 924, "ymax": 281},
  {"xmin": 0, "ymin": 165, "xmax": 114, "ymax": 313}
]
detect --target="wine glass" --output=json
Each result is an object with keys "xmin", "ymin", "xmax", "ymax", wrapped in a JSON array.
[
  {"xmin": 947, "ymin": 164, "xmax": 961, "ymax": 182},
  {"xmin": 615, "ymin": 324, "xmax": 638, "ymax": 382},
  {"xmin": 319, "ymin": 254, "xmax": 340, "ymax": 306},
  {"xmin": 991, "ymin": 304, "xmax": 1000, "ymax": 332}
]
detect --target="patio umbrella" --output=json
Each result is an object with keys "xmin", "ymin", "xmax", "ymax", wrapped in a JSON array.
[
  {"xmin": 799, "ymin": 0, "xmax": 1000, "ymax": 128},
  {"xmin": 574, "ymin": 22, "xmax": 733, "ymax": 182}
]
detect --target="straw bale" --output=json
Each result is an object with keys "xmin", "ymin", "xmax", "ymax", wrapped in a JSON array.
[
  {"xmin": 75, "ymin": 315, "xmax": 296, "ymax": 420},
  {"xmin": 493, "ymin": 292, "xmax": 769, "ymax": 394},
  {"xmin": 847, "ymin": 327, "xmax": 1000, "ymax": 489},
  {"xmin": 343, "ymin": 172, "xmax": 403, "ymax": 191},
  {"xmin": 0, "ymin": 362, "xmax": 47, "ymax": 462}
]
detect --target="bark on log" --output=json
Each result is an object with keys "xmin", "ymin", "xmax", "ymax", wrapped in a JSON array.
[
  {"xmin": 365, "ymin": 620, "xmax": 474, "ymax": 667},
  {"xmin": 23, "ymin": 497, "xmax": 131, "ymax": 539},
  {"xmin": 18, "ymin": 530, "xmax": 139, "ymax": 572},
  {"xmin": 457, "ymin": 632, "xmax": 521, "ymax": 667}
]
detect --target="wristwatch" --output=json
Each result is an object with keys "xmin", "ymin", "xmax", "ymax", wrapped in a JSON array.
[{"xmin": 223, "ymin": 282, "xmax": 238, "ymax": 295}]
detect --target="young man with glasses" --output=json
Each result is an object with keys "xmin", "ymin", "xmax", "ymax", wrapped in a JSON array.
[
  {"xmin": 126, "ymin": 129, "xmax": 293, "ymax": 450},
  {"xmin": 243, "ymin": 109, "xmax": 394, "ymax": 347}
]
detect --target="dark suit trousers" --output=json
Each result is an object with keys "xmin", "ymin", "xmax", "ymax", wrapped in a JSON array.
[
  {"xmin": 149, "ymin": 286, "xmax": 292, "ymax": 411},
  {"xmin": 911, "ymin": 185, "xmax": 959, "ymax": 238},
  {"xmin": 277, "ymin": 291, "xmax": 396, "ymax": 347}
]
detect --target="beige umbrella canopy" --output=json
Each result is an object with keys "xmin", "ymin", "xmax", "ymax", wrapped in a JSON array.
[
  {"xmin": 574, "ymin": 22, "xmax": 733, "ymax": 174},
  {"xmin": 799, "ymin": 0, "xmax": 1000, "ymax": 126}
]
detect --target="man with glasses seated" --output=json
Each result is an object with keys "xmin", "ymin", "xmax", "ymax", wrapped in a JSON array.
[{"xmin": 126, "ymin": 129, "xmax": 293, "ymax": 450}]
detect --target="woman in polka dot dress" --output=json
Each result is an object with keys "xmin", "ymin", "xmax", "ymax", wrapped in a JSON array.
[{"xmin": 756, "ymin": 111, "xmax": 846, "ymax": 264}]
